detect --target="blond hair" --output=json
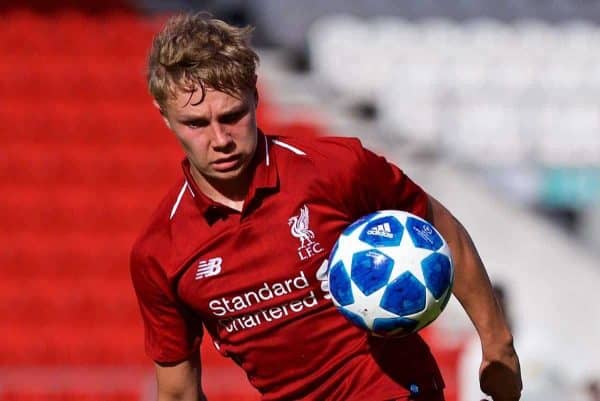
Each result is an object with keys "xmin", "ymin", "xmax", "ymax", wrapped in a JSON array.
[{"xmin": 147, "ymin": 13, "xmax": 259, "ymax": 108}]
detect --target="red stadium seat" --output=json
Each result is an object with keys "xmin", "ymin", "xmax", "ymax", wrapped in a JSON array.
[{"xmin": 0, "ymin": 393, "xmax": 141, "ymax": 401}]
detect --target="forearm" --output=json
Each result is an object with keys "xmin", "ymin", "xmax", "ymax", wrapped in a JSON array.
[
  {"xmin": 157, "ymin": 387, "xmax": 202, "ymax": 401},
  {"xmin": 156, "ymin": 358, "xmax": 205, "ymax": 401}
]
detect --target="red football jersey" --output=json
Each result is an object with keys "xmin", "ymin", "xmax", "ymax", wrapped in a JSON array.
[{"xmin": 131, "ymin": 132, "xmax": 444, "ymax": 401}]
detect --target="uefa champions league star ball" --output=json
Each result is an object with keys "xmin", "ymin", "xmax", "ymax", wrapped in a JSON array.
[{"xmin": 327, "ymin": 210, "xmax": 454, "ymax": 337}]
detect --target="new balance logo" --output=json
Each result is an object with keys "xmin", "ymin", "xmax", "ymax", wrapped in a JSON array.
[
  {"xmin": 367, "ymin": 223, "xmax": 393, "ymax": 238},
  {"xmin": 195, "ymin": 257, "xmax": 223, "ymax": 280}
]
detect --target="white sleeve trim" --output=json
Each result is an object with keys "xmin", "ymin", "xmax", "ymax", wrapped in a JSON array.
[
  {"xmin": 272, "ymin": 139, "xmax": 306, "ymax": 156},
  {"xmin": 170, "ymin": 181, "xmax": 189, "ymax": 220},
  {"xmin": 265, "ymin": 135, "xmax": 271, "ymax": 166}
]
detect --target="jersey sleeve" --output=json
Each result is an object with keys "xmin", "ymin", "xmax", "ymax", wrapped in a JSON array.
[
  {"xmin": 333, "ymin": 138, "xmax": 429, "ymax": 220},
  {"xmin": 130, "ymin": 244, "xmax": 202, "ymax": 364}
]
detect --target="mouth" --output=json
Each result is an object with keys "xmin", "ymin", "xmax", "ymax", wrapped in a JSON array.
[{"xmin": 211, "ymin": 154, "xmax": 243, "ymax": 172}]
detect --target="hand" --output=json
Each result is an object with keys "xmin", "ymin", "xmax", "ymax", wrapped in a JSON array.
[{"xmin": 479, "ymin": 342, "xmax": 522, "ymax": 401}]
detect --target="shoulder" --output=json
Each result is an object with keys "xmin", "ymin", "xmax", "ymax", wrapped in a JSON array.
[
  {"xmin": 267, "ymin": 134, "xmax": 367, "ymax": 168},
  {"xmin": 268, "ymin": 134, "xmax": 364, "ymax": 156},
  {"xmin": 266, "ymin": 135, "xmax": 376, "ymax": 210},
  {"xmin": 130, "ymin": 178, "xmax": 189, "ymax": 270}
]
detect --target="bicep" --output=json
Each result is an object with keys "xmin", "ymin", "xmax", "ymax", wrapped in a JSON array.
[
  {"xmin": 426, "ymin": 195, "xmax": 457, "ymax": 236},
  {"xmin": 155, "ymin": 357, "xmax": 204, "ymax": 401},
  {"xmin": 427, "ymin": 194, "xmax": 491, "ymax": 294},
  {"xmin": 426, "ymin": 195, "xmax": 472, "ymax": 261}
]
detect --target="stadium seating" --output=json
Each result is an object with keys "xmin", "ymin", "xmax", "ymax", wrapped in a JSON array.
[
  {"xmin": 0, "ymin": 6, "xmax": 264, "ymax": 401},
  {"xmin": 307, "ymin": 16, "xmax": 600, "ymax": 169}
]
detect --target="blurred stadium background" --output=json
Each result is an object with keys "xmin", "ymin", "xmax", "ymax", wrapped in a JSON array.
[{"xmin": 1, "ymin": 0, "xmax": 600, "ymax": 400}]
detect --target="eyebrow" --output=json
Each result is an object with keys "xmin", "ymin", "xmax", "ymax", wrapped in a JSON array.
[{"xmin": 178, "ymin": 103, "xmax": 249, "ymax": 123}]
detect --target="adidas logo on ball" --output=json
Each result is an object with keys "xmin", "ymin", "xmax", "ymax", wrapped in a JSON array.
[{"xmin": 366, "ymin": 222, "xmax": 393, "ymax": 238}]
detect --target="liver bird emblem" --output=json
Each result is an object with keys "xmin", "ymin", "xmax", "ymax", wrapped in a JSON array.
[{"xmin": 288, "ymin": 204, "xmax": 315, "ymax": 249}]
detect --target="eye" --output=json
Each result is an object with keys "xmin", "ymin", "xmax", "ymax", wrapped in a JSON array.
[
  {"xmin": 185, "ymin": 120, "xmax": 209, "ymax": 129},
  {"xmin": 220, "ymin": 108, "xmax": 248, "ymax": 125}
]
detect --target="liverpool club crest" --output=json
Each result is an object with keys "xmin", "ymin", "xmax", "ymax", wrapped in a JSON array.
[{"xmin": 288, "ymin": 204, "xmax": 324, "ymax": 261}]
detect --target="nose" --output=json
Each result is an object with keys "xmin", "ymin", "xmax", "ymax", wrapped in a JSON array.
[{"xmin": 211, "ymin": 123, "xmax": 233, "ymax": 150}]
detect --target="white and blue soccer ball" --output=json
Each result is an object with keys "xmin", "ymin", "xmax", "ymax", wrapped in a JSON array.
[{"xmin": 328, "ymin": 210, "xmax": 454, "ymax": 337}]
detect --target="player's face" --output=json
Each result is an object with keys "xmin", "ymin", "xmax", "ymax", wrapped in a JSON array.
[{"xmin": 160, "ymin": 87, "xmax": 259, "ymax": 194}]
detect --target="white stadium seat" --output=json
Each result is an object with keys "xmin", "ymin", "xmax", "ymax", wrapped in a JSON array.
[
  {"xmin": 308, "ymin": 14, "xmax": 600, "ymax": 169},
  {"xmin": 443, "ymin": 100, "xmax": 527, "ymax": 166}
]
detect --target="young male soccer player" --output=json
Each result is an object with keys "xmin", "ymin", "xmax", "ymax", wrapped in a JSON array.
[{"xmin": 130, "ymin": 13, "xmax": 522, "ymax": 401}]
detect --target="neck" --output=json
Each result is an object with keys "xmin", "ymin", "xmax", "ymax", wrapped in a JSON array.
[{"xmin": 190, "ymin": 166, "xmax": 249, "ymax": 212}]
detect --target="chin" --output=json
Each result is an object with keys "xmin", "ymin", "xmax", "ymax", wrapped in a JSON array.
[{"xmin": 209, "ymin": 167, "xmax": 246, "ymax": 181}]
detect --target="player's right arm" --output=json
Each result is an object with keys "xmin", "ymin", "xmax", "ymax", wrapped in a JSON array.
[
  {"xmin": 130, "ymin": 239, "xmax": 205, "ymax": 401},
  {"xmin": 155, "ymin": 358, "xmax": 206, "ymax": 401}
]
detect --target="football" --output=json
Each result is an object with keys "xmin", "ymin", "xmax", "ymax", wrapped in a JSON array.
[{"xmin": 327, "ymin": 210, "xmax": 454, "ymax": 337}]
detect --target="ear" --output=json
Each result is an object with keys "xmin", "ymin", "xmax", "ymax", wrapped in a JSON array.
[
  {"xmin": 153, "ymin": 99, "xmax": 172, "ymax": 130},
  {"xmin": 253, "ymin": 87, "xmax": 259, "ymax": 107}
]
